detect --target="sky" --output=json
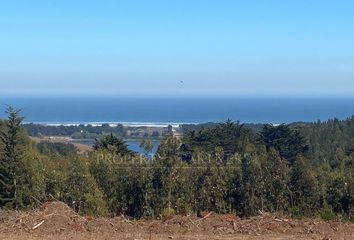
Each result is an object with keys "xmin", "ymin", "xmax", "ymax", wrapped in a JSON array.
[{"xmin": 0, "ymin": 0, "xmax": 353, "ymax": 97}]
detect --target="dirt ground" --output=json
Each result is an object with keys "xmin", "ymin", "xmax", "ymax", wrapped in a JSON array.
[{"xmin": 0, "ymin": 202, "xmax": 353, "ymax": 240}]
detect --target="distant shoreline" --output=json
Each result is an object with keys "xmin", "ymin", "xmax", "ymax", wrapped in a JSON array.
[{"xmin": 23, "ymin": 121, "xmax": 197, "ymax": 128}]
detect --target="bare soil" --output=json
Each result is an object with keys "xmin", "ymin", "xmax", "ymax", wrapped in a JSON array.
[{"xmin": 0, "ymin": 201, "xmax": 353, "ymax": 240}]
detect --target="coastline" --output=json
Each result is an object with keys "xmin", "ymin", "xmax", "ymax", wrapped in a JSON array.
[{"xmin": 23, "ymin": 121, "xmax": 196, "ymax": 128}]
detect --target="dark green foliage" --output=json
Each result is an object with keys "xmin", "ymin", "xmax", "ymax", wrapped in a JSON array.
[
  {"xmin": 260, "ymin": 124, "xmax": 309, "ymax": 163},
  {"xmin": 89, "ymin": 150, "xmax": 152, "ymax": 218},
  {"xmin": 327, "ymin": 176, "xmax": 351, "ymax": 215},
  {"xmin": 0, "ymin": 107, "xmax": 45, "ymax": 209},
  {"xmin": 2, "ymin": 112, "xmax": 354, "ymax": 221},
  {"xmin": 94, "ymin": 133, "xmax": 132, "ymax": 155},
  {"xmin": 297, "ymin": 117, "xmax": 354, "ymax": 167},
  {"xmin": 151, "ymin": 134, "xmax": 182, "ymax": 216},
  {"xmin": 24, "ymin": 123, "xmax": 165, "ymax": 139},
  {"xmin": 289, "ymin": 156, "xmax": 320, "ymax": 215},
  {"xmin": 320, "ymin": 207, "xmax": 336, "ymax": 221},
  {"xmin": 63, "ymin": 157, "xmax": 108, "ymax": 216},
  {"xmin": 181, "ymin": 120, "xmax": 255, "ymax": 160},
  {"xmin": 239, "ymin": 148, "xmax": 262, "ymax": 216},
  {"xmin": 24, "ymin": 123, "xmax": 125, "ymax": 138},
  {"xmin": 179, "ymin": 122, "xmax": 264, "ymax": 134},
  {"xmin": 193, "ymin": 162, "xmax": 227, "ymax": 213},
  {"xmin": 86, "ymin": 120, "xmax": 354, "ymax": 220},
  {"xmin": 260, "ymin": 148, "xmax": 290, "ymax": 212},
  {"xmin": 66, "ymin": 121, "xmax": 354, "ymax": 220}
]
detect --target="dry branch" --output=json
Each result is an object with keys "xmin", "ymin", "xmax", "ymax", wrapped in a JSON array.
[{"xmin": 32, "ymin": 220, "xmax": 45, "ymax": 230}]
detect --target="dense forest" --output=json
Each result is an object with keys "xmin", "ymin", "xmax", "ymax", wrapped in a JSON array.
[{"xmin": 0, "ymin": 107, "xmax": 353, "ymax": 221}]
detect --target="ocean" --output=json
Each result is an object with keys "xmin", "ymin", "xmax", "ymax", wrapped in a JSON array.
[
  {"xmin": 1, "ymin": 97, "xmax": 354, "ymax": 124},
  {"xmin": 2, "ymin": 96, "xmax": 354, "ymax": 155}
]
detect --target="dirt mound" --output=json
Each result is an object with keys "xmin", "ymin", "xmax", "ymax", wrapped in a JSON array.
[
  {"xmin": 133, "ymin": 212, "xmax": 354, "ymax": 238},
  {"xmin": 1, "ymin": 204, "xmax": 354, "ymax": 239},
  {"xmin": 0, "ymin": 201, "xmax": 87, "ymax": 235}
]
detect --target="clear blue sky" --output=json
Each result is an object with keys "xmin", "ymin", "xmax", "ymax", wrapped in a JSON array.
[{"xmin": 0, "ymin": 0, "xmax": 353, "ymax": 97}]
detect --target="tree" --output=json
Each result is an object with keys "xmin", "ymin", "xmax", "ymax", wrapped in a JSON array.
[
  {"xmin": 290, "ymin": 156, "xmax": 320, "ymax": 216},
  {"xmin": 112, "ymin": 160, "xmax": 152, "ymax": 218},
  {"xmin": 327, "ymin": 176, "xmax": 350, "ymax": 215},
  {"xmin": 89, "ymin": 148, "xmax": 153, "ymax": 218},
  {"xmin": 151, "ymin": 134, "xmax": 181, "ymax": 216},
  {"xmin": 94, "ymin": 133, "xmax": 132, "ymax": 155},
  {"xmin": 63, "ymin": 157, "xmax": 108, "ymax": 217},
  {"xmin": 239, "ymin": 145, "xmax": 262, "ymax": 217},
  {"xmin": 260, "ymin": 124, "xmax": 309, "ymax": 163},
  {"xmin": 192, "ymin": 153, "xmax": 229, "ymax": 214},
  {"xmin": 0, "ymin": 107, "xmax": 32, "ymax": 209},
  {"xmin": 139, "ymin": 138, "xmax": 153, "ymax": 157},
  {"xmin": 261, "ymin": 148, "xmax": 290, "ymax": 212},
  {"xmin": 181, "ymin": 120, "xmax": 254, "ymax": 161}
]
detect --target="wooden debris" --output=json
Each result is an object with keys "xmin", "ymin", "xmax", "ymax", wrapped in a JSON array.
[
  {"xmin": 196, "ymin": 212, "xmax": 213, "ymax": 222},
  {"xmin": 121, "ymin": 214, "xmax": 135, "ymax": 225},
  {"xmin": 32, "ymin": 220, "xmax": 45, "ymax": 230}
]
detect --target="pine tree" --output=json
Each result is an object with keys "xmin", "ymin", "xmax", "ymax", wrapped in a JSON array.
[
  {"xmin": 94, "ymin": 133, "xmax": 132, "ymax": 155},
  {"xmin": 0, "ymin": 107, "xmax": 31, "ymax": 209},
  {"xmin": 261, "ymin": 124, "xmax": 309, "ymax": 163}
]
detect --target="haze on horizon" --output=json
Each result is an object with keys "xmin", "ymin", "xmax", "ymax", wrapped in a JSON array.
[{"xmin": 0, "ymin": 0, "xmax": 353, "ymax": 97}]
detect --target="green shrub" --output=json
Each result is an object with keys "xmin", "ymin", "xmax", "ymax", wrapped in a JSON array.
[
  {"xmin": 320, "ymin": 208, "xmax": 336, "ymax": 221},
  {"xmin": 289, "ymin": 207, "xmax": 304, "ymax": 219},
  {"xmin": 161, "ymin": 207, "xmax": 175, "ymax": 221}
]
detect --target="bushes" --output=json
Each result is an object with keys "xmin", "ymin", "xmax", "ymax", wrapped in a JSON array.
[
  {"xmin": 320, "ymin": 208, "xmax": 336, "ymax": 221},
  {"xmin": 2, "ymin": 111, "xmax": 354, "ymax": 221},
  {"xmin": 162, "ymin": 207, "xmax": 175, "ymax": 221},
  {"xmin": 63, "ymin": 157, "xmax": 108, "ymax": 217},
  {"xmin": 39, "ymin": 127, "xmax": 354, "ymax": 220}
]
